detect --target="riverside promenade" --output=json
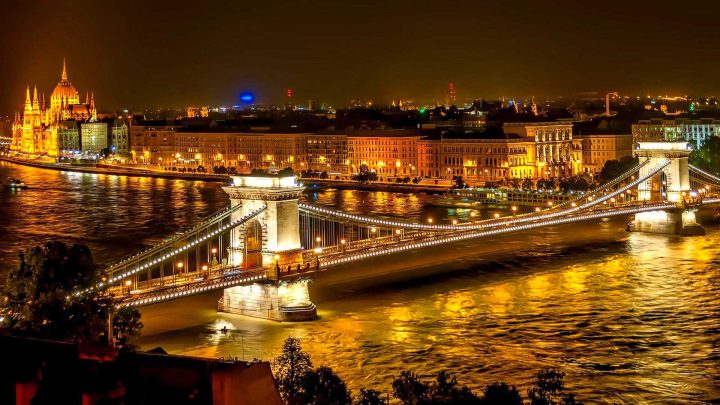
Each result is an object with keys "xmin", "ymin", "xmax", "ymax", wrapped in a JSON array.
[{"xmin": 0, "ymin": 156, "xmax": 452, "ymax": 193}]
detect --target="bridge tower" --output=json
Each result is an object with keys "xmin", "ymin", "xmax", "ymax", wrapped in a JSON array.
[
  {"xmin": 636, "ymin": 141, "xmax": 691, "ymax": 202},
  {"xmin": 219, "ymin": 174, "xmax": 317, "ymax": 321},
  {"xmin": 629, "ymin": 141, "xmax": 704, "ymax": 235}
]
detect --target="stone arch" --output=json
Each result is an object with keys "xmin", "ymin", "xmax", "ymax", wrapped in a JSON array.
[{"xmin": 243, "ymin": 218, "xmax": 266, "ymax": 268}]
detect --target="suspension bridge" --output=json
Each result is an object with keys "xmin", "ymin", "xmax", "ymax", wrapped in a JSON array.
[{"xmin": 72, "ymin": 140, "xmax": 720, "ymax": 322}]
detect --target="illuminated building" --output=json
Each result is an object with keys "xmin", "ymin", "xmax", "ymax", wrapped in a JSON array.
[
  {"xmin": 125, "ymin": 120, "xmax": 619, "ymax": 182},
  {"xmin": 430, "ymin": 134, "xmax": 536, "ymax": 182},
  {"xmin": 346, "ymin": 130, "xmax": 420, "ymax": 177},
  {"xmin": 80, "ymin": 122, "xmax": 108, "ymax": 153},
  {"xmin": 504, "ymin": 122, "xmax": 575, "ymax": 178},
  {"xmin": 111, "ymin": 119, "xmax": 130, "ymax": 154},
  {"xmin": 633, "ymin": 118, "xmax": 720, "ymax": 147},
  {"xmin": 306, "ymin": 134, "xmax": 348, "ymax": 174},
  {"xmin": 129, "ymin": 120, "xmax": 179, "ymax": 165},
  {"xmin": 11, "ymin": 60, "xmax": 98, "ymax": 157},
  {"xmin": 57, "ymin": 120, "xmax": 80, "ymax": 153},
  {"xmin": 575, "ymin": 133, "xmax": 632, "ymax": 173}
]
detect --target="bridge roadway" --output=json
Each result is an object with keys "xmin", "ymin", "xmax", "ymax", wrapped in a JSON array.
[{"xmin": 116, "ymin": 198, "xmax": 715, "ymax": 308}]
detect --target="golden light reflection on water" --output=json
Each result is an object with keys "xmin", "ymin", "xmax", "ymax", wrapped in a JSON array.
[
  {"xmin": 2, "ymin": 162, "xmax": 719, "ymax": 403},
  {"xmin": 140, "ymin": 229, "xmax": 720, "ymax": 403}
]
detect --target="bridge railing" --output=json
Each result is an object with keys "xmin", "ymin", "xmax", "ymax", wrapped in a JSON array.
[
  {"xmin": 317, "ymin": 201, "xmax": 676, "ymax": 268},
  {"xmin": 299, "ymin": 160, "xmax": 664, "ymax": 233},
  {"xmin": 105, "ymin": 206, "xmax": 267, "ymax": 285},
  {"xmin": 689, "ymin": 164, "xmax": 720, "ymax": 184},
  {"xmin": 117, "ymin": 267, "xmax": 268, "ymax": 308},
  {"xmin": 546, "ymin": 159, "xmax": 651, "ymax": 212},
  {"xmin": 106, "ymin": 203, "xmax": 243, "ymax": 271}
]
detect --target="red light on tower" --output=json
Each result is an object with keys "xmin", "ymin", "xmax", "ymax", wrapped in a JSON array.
[
  {"xmin": 449, "ymin": 83, "xmax": 456, "ymax": 103},
  {"xmin": 286, "ymin": 88, "xmax": 293, "ymax": 98}
]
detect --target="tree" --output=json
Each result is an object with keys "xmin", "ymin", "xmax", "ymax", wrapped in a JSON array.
[
  {"xmin": 510, "ymin": 177, "xmax": 521, "ymax": 189},
  {"xmin": 356, "ymin": 389, "xmax": 388, "ymax": 405},
  {"xmin": 527, "ymin": 368, "xmax": 579, "ymax": 405},
  {"xmin": 412, "ymin": 177, "xmax": 420, "ymax": 185},
  {"xmin": 392, "ymin": 371, "xmax": 429, "ymax": 404},
  {"xmin": 320, "ymin": 171, "xmax": 329, "ymax": 179},
  {"xmin": 113, "ymin": 306, "xmax": 143, "ymax": 347},
  {"xmin": 274, "ymin": 337, "xmax": 314, "ymax": 405},
  {"xmin": 278, "ymin": 167, "xmax": 295, "ymax": 177},
  {"xmin": 480, "ymin": 382, "xmax": 523, "ymax": 405},
  {"xmin": 522, "ymin": 177, "xmax": 534, "ymax": 190},
  {"xmin": 537, "ymin": 178, "xmax": 557, "ymax": 191},
  {"xmin": 573, "ymin": 176, "xmax": 589, "ymax": 192},
  {"xmin": 558, "ymin": 177, "xmax": 571, "ymax": 193},
  {"xmin": 452, "ymin": 176, "xmax": 466, "ymax": 189},
  {"xmin": 690, "ymin": 136, "xmax": 720, "ymax": 175},
  {"xmin": 599, "ymin": 156, "xmax": 639, "ymax": 184},
  {"xmin": 429, "ymin": 371, "xmax": 481, "ymax": 404},
  {"xmin": 1, "ymin": 241, "xmax": 142, "ymax": 346},
  {"xmin": 301, "ymin": 366, "xmax": 353, "ymax": 405}
]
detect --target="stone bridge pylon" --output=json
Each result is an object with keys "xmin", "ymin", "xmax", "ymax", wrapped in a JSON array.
[
  {"xmin": 628, "ymin": 141, "xmax": 704, "ymax": 235},
  {"xmin": 219, "ymin": 173, "xmax": 317, "ymax": 321}
]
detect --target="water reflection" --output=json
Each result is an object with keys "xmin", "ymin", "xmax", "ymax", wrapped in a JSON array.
[{"xmin": 1, "ymin": 162, "xmax": 718, "ymax": 403}]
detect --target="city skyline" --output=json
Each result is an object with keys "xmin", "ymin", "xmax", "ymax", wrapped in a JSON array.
[{"xmin": 2, "ymin": 0, "xmax": 720, "ymax": 114}]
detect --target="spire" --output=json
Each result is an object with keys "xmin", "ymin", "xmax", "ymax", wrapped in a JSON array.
[
  {"xmin": 25, "ymin": 85, "xmax": 31, "ymax": 105},
  {"xmin": 85, "ymin": 91, "xmax": 89, "ymax": 104},
  {"xmin": 33, "ymin": 85, "xmax": 38, "ymax": 107},
  {"xmin": 90, "ymin": 92, "xmax": 96, "ymax": 120},
  {"xmin": 61, "ymin": 58, "xmax": 68, "ymax": 81}
]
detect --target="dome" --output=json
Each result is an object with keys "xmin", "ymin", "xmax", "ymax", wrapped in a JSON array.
[
  {"xmin": 50, "ymin": 60, "xmax": 80, "ymax": 107},
  {"xmin": 51, "ymin": 81, "xmax": 79, "ymax": 100}
]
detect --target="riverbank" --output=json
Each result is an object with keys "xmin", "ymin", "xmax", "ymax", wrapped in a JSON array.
[
  {"xmin": 0, "ymin": 156, "xmax": 230, "ymax": 182},
  {"xmin": 301, "ymin": 178, "xmax": 450, "ymax": 193},
  {"xmin": 1, "ymin": 156, "xmax": 452, "ymax": 193}
]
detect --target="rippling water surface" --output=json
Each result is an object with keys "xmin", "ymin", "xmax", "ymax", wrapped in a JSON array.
[{"xmin": 1, "ymin": 162, "xmax": 718, "ymax": 403}]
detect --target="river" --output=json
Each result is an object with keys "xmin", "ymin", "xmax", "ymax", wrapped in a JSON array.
[{"xmin": 1, "ymin": 161, "xmax": 718, "ymax": 403}]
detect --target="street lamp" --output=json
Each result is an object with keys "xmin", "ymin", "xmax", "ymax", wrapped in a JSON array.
[
  {"xmin": 313, "ymin": 247, "xmax": 322, "ymax": 269},
  {"xmin": 202, "ymin": 264, "xmax": 208, "ymax": 278},
  {"xmin": 125, "ymin": 280, "xmax": 132, "ymax": 294},
  {"xmin": 340, "ymin": 238, "xmax": 346, "ymax": 252},
  {"xmin": 511, "ymin": 206, "xmax": 517, "ymax": 215},
  {"xmin": 427, "ymin": 218, "xmax": 433, "ymax": 224},
  {"xmin": 452, "ymin": 219, "xmax": 458, "ymax": 225},
  {"xmin": 211, "ymin": 248, "xmax": 218, "ymax": 267}
]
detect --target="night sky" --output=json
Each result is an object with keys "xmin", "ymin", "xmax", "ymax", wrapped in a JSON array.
[{"xmin": 1, "ymin": 0, "xmax": 719, "ymax": 113}]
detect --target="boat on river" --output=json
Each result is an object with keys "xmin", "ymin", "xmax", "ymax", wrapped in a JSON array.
[
  {"xmin": 427, "ymin": 187, "xmax": 579, "ymax": 208},
  {"xmin": 4, "ymin": 178, "xmax": 28, "ymax": 189}
]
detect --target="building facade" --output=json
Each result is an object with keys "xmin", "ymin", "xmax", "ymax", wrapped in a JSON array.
[
  {"xmin": 128, "ymin": 121, "xmax": 629, "ymax": 182},
  {"xmin": 11, "ymin": 60, "xmax": 97, "ymax": 157},
  {"xmin": 576, "ymin": 133, "xmax": 633, "ymax": 173},
  {"xmin": 632, "ymin": 118, "xmax": 720, "ymax": 147},
  {"xmin": 80, "ymin": 122, "xmax": 108, "ymax": 154},
  {"xmin": 503, "ymin": 122, "xmax": 577, "ymax": 178}
]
